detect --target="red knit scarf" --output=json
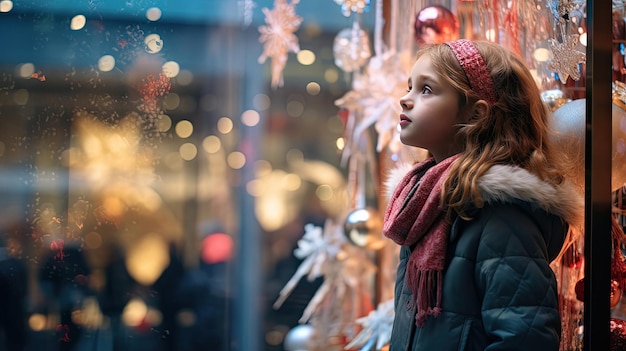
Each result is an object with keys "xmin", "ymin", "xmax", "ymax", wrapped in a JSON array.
[{"xmin": 383, "ymin": 154, "xmax": 459, "ymax": 327}]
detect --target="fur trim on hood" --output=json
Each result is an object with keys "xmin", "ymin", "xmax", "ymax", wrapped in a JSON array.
[{"xmin": 383, "ymin": 162, "xmax": 584, "ymax": 232}]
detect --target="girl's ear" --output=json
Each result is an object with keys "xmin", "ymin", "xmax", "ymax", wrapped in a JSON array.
[{"xmin": 471, "ymin": 100, "xmax": 490, "ymax": 121}]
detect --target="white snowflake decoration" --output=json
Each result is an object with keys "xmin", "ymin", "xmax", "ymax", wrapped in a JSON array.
[
  {"xmin": 258, "ymin": 0, "xmax": 302, "ymax": 88},
  {"xmin": 345, "ymin": 299, "xmax": 394, "ymax": 350},
  {"xmin": 273, "ymin": 220, "xmax": 345, "ymax": 311},
  {"xmin": 335, "ymin": 51, "xmax": 407, "ymax": 159}
]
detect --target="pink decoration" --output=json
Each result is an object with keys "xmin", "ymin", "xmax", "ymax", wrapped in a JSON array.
[{"xmin": 258, "ymin": 0, "xmax": 302, "ymax": 88}]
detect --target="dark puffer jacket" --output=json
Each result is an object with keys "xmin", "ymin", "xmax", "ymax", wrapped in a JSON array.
[{"xmin": 386, "ymin": 164, "xmax": 583, "ymax": 351}]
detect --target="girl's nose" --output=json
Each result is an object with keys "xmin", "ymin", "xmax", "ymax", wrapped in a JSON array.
[{"xmin": 400, "ymin": 96, "xmax": 412, "ymax": 109}]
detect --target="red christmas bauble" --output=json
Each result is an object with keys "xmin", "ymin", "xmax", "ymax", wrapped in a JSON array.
[
  {"xmin": 414, "ymin": 5, "xmax": 459, "ymax": 46},
  {"xmin": 574, "ymin": 278, "xmax": 584, "ymax": 302},
  {"xmin": 574, "ymin": 278, "xmax": 623, "ymax": 309}
]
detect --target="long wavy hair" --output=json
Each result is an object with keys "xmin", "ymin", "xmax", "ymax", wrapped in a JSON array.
[{"xmin": 416, "ymin": 41, "xmax": 565, "ymax": 219}]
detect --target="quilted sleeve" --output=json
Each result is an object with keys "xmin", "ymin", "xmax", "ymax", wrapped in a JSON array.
[{"xmin": 475, "ymin": 205, "xmax": 561, "ymax": 351}]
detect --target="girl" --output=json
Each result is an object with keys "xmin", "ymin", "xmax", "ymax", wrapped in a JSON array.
[{"xmin": 383, "ymin": 39, "xmax": 583, "ymax": 350}]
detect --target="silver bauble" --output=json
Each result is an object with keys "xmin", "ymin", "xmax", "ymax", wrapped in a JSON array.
[
  {"xmin": 550, "ymin": 98, "xmax": 626, "ymax": 191},
  {"xmin": 343, "ymin": 207, "xmax": 384, "ymax": 250},
  {"xmin": 333, "ymin": 24, "xmax": 371, "ymax": 73},
  {"xmin": 283, "ymin": 324, "xmax": 314, "ymax": 351}
]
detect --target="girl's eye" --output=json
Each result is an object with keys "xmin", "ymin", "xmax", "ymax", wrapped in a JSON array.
[
  {"xmin": 422, "ymin": 86, "xmax": 432, "ymax": 94},
  {"xmin": 406, "ymin": 85, "xmax": 412, "ymax": 93}
]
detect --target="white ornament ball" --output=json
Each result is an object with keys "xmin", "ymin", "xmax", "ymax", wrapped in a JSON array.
[
  {"xmin": 333, "ymin": 25, "xmax": 371, "ymax": 73},
  {"xmin": 550, "ymin": 98, "xmax": 626, "ymax": 191},
  {"xmin": 284, "ymin": 324, "xmax": 314, "ymax": 351}
]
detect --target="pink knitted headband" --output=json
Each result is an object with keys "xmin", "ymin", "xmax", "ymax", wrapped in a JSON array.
[{"xmin": 444, "ymin": 39, "xmax": 498, "ymax": 105}]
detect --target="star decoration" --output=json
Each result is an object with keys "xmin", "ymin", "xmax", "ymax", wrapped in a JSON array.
[
  {"xmin": 548, "ymin": 34, "xmax": 586, "ymax": 83},
  {"xmin": 258, "ymin": 0, "xmax": 302, "ymax": 88},
  {"xmin": 334, "ymin": 0, "xmax": 370, "ymax": 17}
]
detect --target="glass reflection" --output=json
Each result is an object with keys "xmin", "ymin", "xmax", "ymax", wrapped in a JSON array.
[{"xmin": 0, "ymin": 1, "xmax": 358, "ymax": 350}]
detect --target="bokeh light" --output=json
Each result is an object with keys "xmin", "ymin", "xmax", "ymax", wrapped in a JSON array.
[
  {"xmin": 227, "ymin": 151, "xmax": 246, "ymax": 169},
  {"xmin": 306, "ymin": 82, "xmax": 321, "ymax": 95},
  {"xmin": 297, "ymin": 49, "xmax": 316, "ymax": 65},
  {"xmin": 316, "ymin": 184, "xmax": 334, "ymax": 201},
  {"xmin": 162, "ymin": 61, "xmax": 180, "ymax": 78},
  {"xmin": 164, "ymin": 93, "xmax": 181, "ymax": 110},
  {"xmin": 217, "ymin": 117, "xmax": 234, "ymax": 134},
  {"xmin": 125, "ymin": 235, "xmax": 170, "ymax": 286},
  {"xmin": 17, "ymin": 63, "xmax": 35, "ymax": 78},
  {"xmin": 0, "ymin": 0, "xmax": 13, "ymax": 13},
  {"xmin": 324, "ymin": 68, "xmax": 339, "ymax": 83},
  {"xmin": 70, "ymin": 15, "xmax": 86, "ymax": 30},
  {"xmin": 98, "ymin": 55, "xmax": 116, "ymax": 72},
  {"xmin": 175, "ymin": 120, "xmax": 193, "ymax": 138},
  {"xmin": 122, "ymin": 298, "xmax": 148, "ymax": 327},
  {"xmin": 533, "ymin": 48, "xmax": 550, "ymax": 62},
  {"xmin": 146, "ymin": 7, "xmax": 162, "ymax": 21},
  {"xmin": 157, "ymin": 114, "xmax": 172, "ymax": 132},
  {"xmin": 282, "ymin": 173, "xmax": 302, "ymax": 191},
  {"xmin": 247, "ymin": 179, "xmax": 263, "ymax": 197},
  {"xmin": 253, "ymin": 93, "xmax": 271, "ymax": 111},
  {"xmin": 179, "ymin": 143, "xmax": 198, "ymax": 160},
  {"xmin": 201, "ymin": 233, "xmax": 234, "ymax": 264},
  {"xmin": 84, "ymin": 231, "xmax": 103, "ymax": 249},
  {"xmin": 202, "ymin": 135, "xmax": 221, "ymax": 153},
  {"xmin": 144, "ymin": 33, "xmax": 163, "ymax": 53},
  {"xmin": 12, "ymin": 89, "xmax": 28, "ymax": 105},
  {"xmin": 177, "ymin": 69, "xmax": 194, "ymax": 85},
  {"xmin": 286, "ymin": 148, "xmax": 304, "ymax": 164},
  {"xmin": 241, "ymin": 109, "xmax": 260, "ymax": 127}
]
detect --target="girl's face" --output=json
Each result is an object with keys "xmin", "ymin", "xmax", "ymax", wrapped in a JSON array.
[{"xmin": 399, "ymin": 54, "xmax": 467, "ymax": 162}]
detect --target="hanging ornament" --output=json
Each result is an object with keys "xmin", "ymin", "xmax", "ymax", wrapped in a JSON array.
[
  {"xmin": 548, "ymin": 34, "xmax": 586, "ymax": 83},
  {"xmin": 343, "ymin": 207, "xmax": 384, "ymax": 250},
  {"xmin": 414, "ymin": 5, "xmax": 459, "ymax": 46},
  {"xmin": 258, "ymin": 0, "xmax": 303, "ymax": 89},
  {"xmin": 547, "ymin": 0, "xmax": 586, "ymax": 83},
  {"xmin": 333, "ymin": 21, "xmax": 372, "ymax": 73},
  {"xmin": 284, "ymin": 324, "xmax": 315, "ymax": 351},
  {"xmin": 334, "ymin": 0, "xmax": 371, "ymax": 17}
]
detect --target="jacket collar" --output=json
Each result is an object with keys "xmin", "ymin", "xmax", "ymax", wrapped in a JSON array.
[{"xmin": 384, "ymin": 162, "xmax": 584, "ymax": 232}]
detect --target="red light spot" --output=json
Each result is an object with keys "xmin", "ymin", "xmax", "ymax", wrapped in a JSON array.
[{"xmin": 201, "ymin": 233, "xmax": 233, "ymax": 264}]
